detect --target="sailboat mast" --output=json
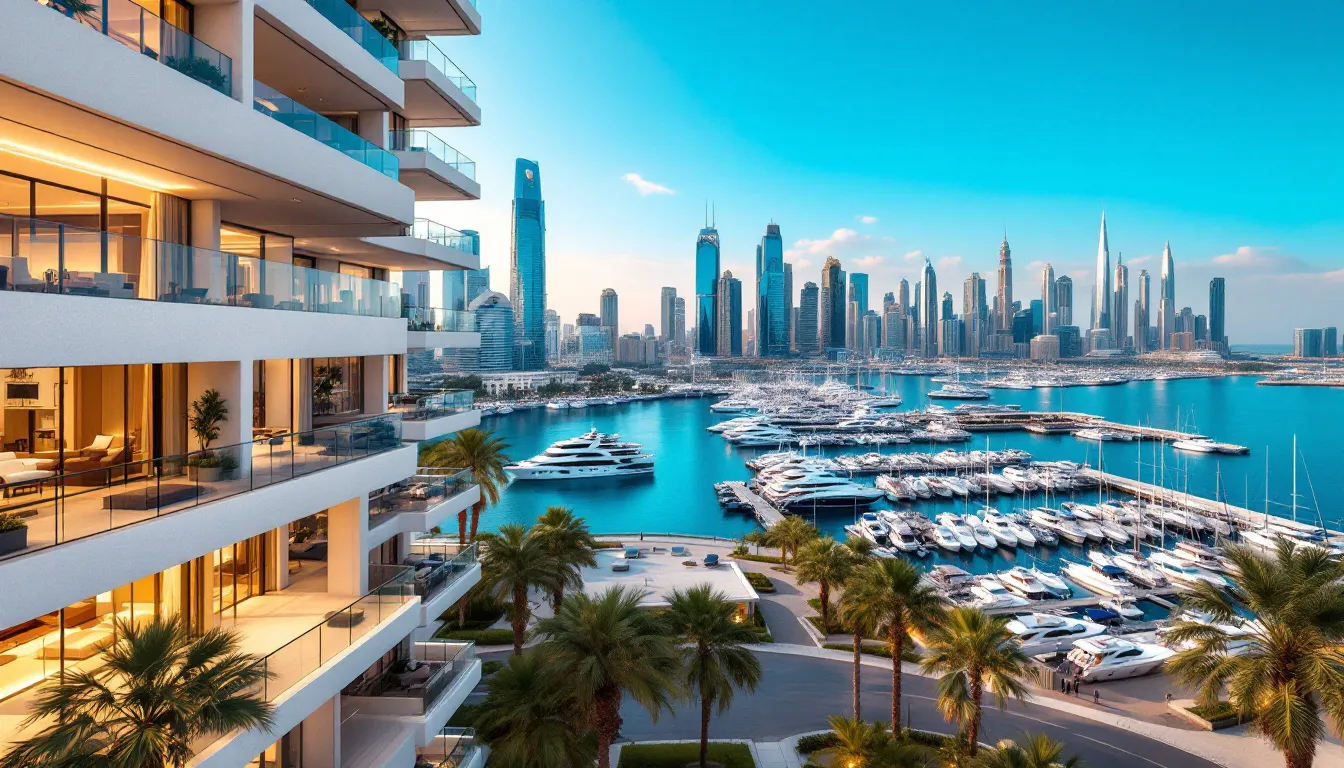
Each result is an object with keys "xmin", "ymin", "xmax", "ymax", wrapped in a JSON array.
[{"xmin": 1292, "ymin": 434, "xmax": 1298, "ymax": 524}]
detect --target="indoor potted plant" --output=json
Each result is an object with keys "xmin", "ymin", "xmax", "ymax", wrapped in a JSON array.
[
  {"xmin": 187, "ymin": 388, "xmax": 229, "ymax": 482},
  {"xmin": 0, "ymin": 513, "xmax": 28, "ymax": 556}
]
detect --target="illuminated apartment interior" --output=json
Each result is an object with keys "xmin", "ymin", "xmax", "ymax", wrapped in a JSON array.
[{"xmin": 0, "ymin": 0, "xmax": 486, "ymax": 764}]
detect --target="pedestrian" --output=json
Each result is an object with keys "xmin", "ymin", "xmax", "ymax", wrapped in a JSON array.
[
  {"xmin": 1060, "ymin": 677, "xmax": 1067, "ymax": 694},
  {"xmin": 1073, "ymin": 677, "xmax": 1081, "ymax": 697},
  {"xmin": 1094, "ymin": 689, "xmax": 1101, "ymax": 705},
  {"xmin": 1165, "ymin": 692, "xmax": 1173, "ymax": 706}
]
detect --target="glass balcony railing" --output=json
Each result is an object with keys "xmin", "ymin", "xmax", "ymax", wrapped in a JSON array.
[
  {"xmin": 300, "ymin": 0, "xmax": 397, "ymax": 71},
  {"xmin": 389, "ymin": 130, "xmax": 476, "ymax": 181},
  {"xmin": 404, "ymin": 306, "xmax": 478, "ymax": 332},
  {"xmin": 0, "ymin": 214, "xmax": 403, "ymax": 318},
  {"xmin": 36, "ymin": 0, "xmax": 233, "ymax": 97},
  {"xmin": 342, "ymin": 640, "xmax": 476, "ymax": 714},
  {"xmin": 399, "ymin": 39, "xmax": 477, "ymax": 103},
  {"xmin": 368, "ymin": 470, "xmax": 477, "ymax": 529},
  {"xmin": 254, "ymin": 81, "xmax": 399, "ymax": 179},
  {"xmin": 389, "ymin": 391, "xmax": 475, "ymax": 421},
  {"xmin": 0, "ymin": 414, "xmax": 404, "ymax": 561},
  {"xmin": 419, "ymin": 727, "xmax": 480, "ymax": 768},
  {"xmin": 412, "ymin": 218, "xmax": 472, "ymax": 251}
]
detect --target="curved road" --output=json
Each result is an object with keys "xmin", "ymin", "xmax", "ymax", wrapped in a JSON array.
[{"xmin": 615, "ymin": 653, "xmax": 1218, "ymax": 768}]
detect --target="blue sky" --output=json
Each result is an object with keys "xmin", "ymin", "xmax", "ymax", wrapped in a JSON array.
[{"xmin": 420, "ymin": 1, "xmax": 1343, "ymax": 343}]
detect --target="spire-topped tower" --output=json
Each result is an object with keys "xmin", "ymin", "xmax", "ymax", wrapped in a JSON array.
[
  {"xmin": 1158, "ymin": 240, "xmax": 1176, "ymax": 349},
  {"xmin": 996, "ymin": 232, "xmax": 1013, "ymax": 331},
  {"xmin": 1092, "ymin": 210, "xmax": 1112, "ymax": 333}
]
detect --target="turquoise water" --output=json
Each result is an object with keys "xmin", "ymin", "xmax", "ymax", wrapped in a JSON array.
[{"xmin": 478, "ymin": 374, "xmax": 1343, "ymax": 575}]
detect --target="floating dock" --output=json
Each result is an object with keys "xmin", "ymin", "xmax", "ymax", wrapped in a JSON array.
[
  {"xmin": 981, "ymin": 587, "xmax": 1180, "ymax": 616},
  {"xmin": 949, "ymin": 410, "xmax": 1213, "ymax": 443},
  {"xmin": 722, "ymin": 481, "xmax": 786, "ymax": 529},
  {"xmin": 1084, "ymin": 469, "xmax": 1323, "ymax": 535}
]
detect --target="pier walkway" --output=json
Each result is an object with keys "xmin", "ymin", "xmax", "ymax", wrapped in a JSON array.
[
  {"xmin": 723, "ymin": 481, "xmax": 786, "ymax": 529},
  {"xmin": 1084, "ymin": 469, "xmax": 1324, "ymax": 535},
  {"xmin": 982, "ymin": 587, "xmax": 1180, "ymax": 616}
]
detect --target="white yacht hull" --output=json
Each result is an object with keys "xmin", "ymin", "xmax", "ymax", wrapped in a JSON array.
[
  {"xmin": 506, "ymin": 464, "xmax": 654, "ymax": 480},
  {"xmin": 1077, "ymin": 658, "xmax": 1170, "ymax": 683}
]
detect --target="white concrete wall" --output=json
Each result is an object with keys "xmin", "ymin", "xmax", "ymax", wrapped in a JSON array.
[
  {"xmin": 254, "ymin": 0, "xmax": 405, "ymax": 109},
  {"xmin": 406, "ymin": 331, "xmax": 480, "ymax": 351},
  {"xmin": 0, "ymin": 292, "xmax": 407, "ymax": 367},
  {"xmin": 400, "ymin": 409, "xmax": 481, "ymax": 443},
  {"xmin": 0, "ymin": 0, "xmax": 413, "ymax": 223},
  {"xmin": 418, "ymin": 562, "xmax": 481, "ymax": 626},
  {"xmin": 360, "ymin": 235, "xmax": 480, "ymax": 271},
  {"xmin": 366, "ymin": 485, "xmax": 481, "ymax": 546},
  {"xmin": 0, "ymin": 444, "xmax": 416, "ymax": 628}
]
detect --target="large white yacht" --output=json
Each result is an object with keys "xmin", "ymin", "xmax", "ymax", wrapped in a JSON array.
[
  {"xmin": 1006, "ymin": 613, "xmax": 1108, "ymax": 654},
  {"xmin": 1062, "ymin": 561, "xmax": 1134, "ymax": 596},
  {"xmin": 1066, "ymin": 637, "xmax": 1175, "ymax": 682},
  {"xmin": 928, "ymin": 383, "xmax": 991, "ymax": 400},
  {"xmin": 505, "ymin": 429, "xmax": 654, "ymax": 480},
  {"xmin": 761, "ymin": 472, "xmax": 884, "ymax": 508}
]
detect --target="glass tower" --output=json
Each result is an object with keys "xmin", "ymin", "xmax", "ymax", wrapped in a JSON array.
[
  {"xmin": 509, "ymin": 159, "xmax": 545, "ymax": 370},
  {"xmin": 695, "ymin": 225, "xmax": 720, "ymax": 355},
  {"xmin": 756, "ymin": 224, "xmax": 788, "ymax": 356}
]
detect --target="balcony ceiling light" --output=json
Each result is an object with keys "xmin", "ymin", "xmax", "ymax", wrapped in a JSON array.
[{"xmin": 0, "ymin": 138, "xmax": 191, "ymax": 192}]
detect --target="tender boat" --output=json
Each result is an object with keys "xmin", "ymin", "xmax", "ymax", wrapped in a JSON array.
[
  {"xmin": 505, "ymin": 429, "xmax": 654, "ymax": 479},
  {"xmin": 1066, "ymin": 637, "xmax": 1175, "ymax": 682},
  {"xmin": 1006, "ymin": 613, "xmax": 1108, "ymax": 654},
  {"xmin": 1030, "ymin": 567, "xmax": 1072, "ymax": 598},
  {"xmin": 1100, "ymin": 596, "xmax": 1145, "ymax": 620},
  {"xmin": 1063, "ymin": 561, "xmax": 1134, "ymax": 596}
]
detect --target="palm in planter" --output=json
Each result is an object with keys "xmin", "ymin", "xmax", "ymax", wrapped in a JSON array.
[
  {"xmin": 187, "ymin": 389, "xmax": 230, "ymax": 481},
  {"xmin": 0, "ymin": 513, "xmax": 27, "ymax": 557}
]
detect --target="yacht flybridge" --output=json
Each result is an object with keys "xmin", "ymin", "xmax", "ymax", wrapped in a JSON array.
[{"xmin": 504, "ymin": 429, "xmax": 654, "ymax": 480}]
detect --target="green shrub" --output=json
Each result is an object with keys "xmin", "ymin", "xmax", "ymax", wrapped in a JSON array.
[
  {"xmin": 795, "ymin": 732, "xmax": 840, "ymax": 754},
  {"xmin": 434, "ymin": 627, "xmax": 514, "ymax": 645},
  {"xmin": 736, "ymin": 553, "xmax": 783, "ymax": 564},
  {"xmin": 481, "ymin": 660, "xmax": 504, "ymax": 676},
  {"xmin": 446, "ymin": 702, "xmax": 480, "ymax": 728},
  {"xmin": 617, "ymin": 742, "xmax": 755, "ymax": 767},
  {"xmin": 743, "ymin": 571, "xmax": 776, "ymax": 593},
  {"xmin": 749, "ymin": 610, "xmax": 772, "ymax": 644},
  {"xmin": 593, "ymin": 541, "xmax": 626, "ymax": 549},
  {"xmin": 1189, "ymin": 701, "xmax": 1242, "ymax": 722},
  {"xmin": 0, "ymin": 514, "xmax": 27, "ymax": 533},
  {"xmin": 822, "ymin": 642, "xmax": 922, "ymax": 663}
]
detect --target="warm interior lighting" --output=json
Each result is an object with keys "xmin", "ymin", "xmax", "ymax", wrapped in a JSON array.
[{"xmin": 0, "ymin": 139, "xmax": 191, "ymax": 193}]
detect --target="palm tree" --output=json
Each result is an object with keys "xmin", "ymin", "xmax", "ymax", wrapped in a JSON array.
[
  {"xmin": 420, "ymin": 427, "xmax": 511, "ymax": 544},
  {"xmin": 763, "ymin": 515, "xmax": 817, "ymax": 568},
  {"xmin": 473, "ymin": 653, "xmax": 596, "ymax": 768},
  {"xmin": 665, "ymin": 585, "xmax": 764, "ymax": 768},
  {"xmin": 839, "ymin": 569, "xmax": 881, "ymax": 719},
  {"xmin": 532, "ymin": 505, "xmax": 597, "ymax": 611},
  {"xmin": 476, "ymin": 523, "xmax": 562, "ymax": 655},
  {"xmin": 844, "ymin": 558, "xmax": 946, "ymax": 727},
  {"xmin": 0, "ymin": 615, "xmax": 273, "ymax": 768},
  {"xmin": 826, "ymin": 715, "xmax": 926, "ymax": 768},
  {"xmin": 795, "ymin": 536, "xmax": 859, "ymax": 635},
  {"xmin": 920, "ymin": 607, "xmax": 1034, "ymax": 754},
  {"xmin": 1164, "ymin": 541, "xmax": 1344, "ymax": 768},
  {"xmin": 535, "ymin": 585, "xmax": 681, "ymax": 768},
  {"xmin": 973, "ymin": 733, "xmax": 1085, "ymax": 768}
]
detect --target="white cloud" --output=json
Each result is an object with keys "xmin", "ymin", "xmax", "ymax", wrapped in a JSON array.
[
  {"xmin": 621, "ymin": 173, "xmax": 675, "ymax": 196},
  {"xmin": 785, "ymin": 227, "xmax": 868, "ymax": 258},
  {"xmin": 936, "ymin": 256, "xmax": 963, "ymax": 271},
  {"xmin": 856, "ymin": 215, "xmax": 879, "ymax": 225},
  {"xmin": 903, "ymin": 250, "xmax": 924, "ymax": 262},
  {"xmin": 1212, "ymin": 246, "xmax": 1278, "ymax": 268},
  {"xmin": 795, "ymin": 258, "xmax": 813, "ymax": 270},
  {"xmin": 854, "ymin": 255, "xmax": 885, "ymax": 268}
]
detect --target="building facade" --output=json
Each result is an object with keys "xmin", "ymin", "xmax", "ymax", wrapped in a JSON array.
[
  {"xmin": 1055, "ymin": 275, "xmax": 1073, "ymax": 327},
  {"xmin": 1092, "ymin": 212, "xmax": 1111, "ymax": 334},
  {"xmin": 797, "ymin": 282, "xmax": 819, "ymax": 355},
  {"xmin": 755, "ymin": 224, "xmax": 788, "ymax": 357},
  {"xmin": 599, "ymin": 287, "xmax": 619, "ymax": 340},
  {"xmin": 1208, "ymin": 277, "xmax": 1226, "ymax": 352},
  {"xmin": 819, "ymin": 256, "xmax": 846, "ymax": 353},
  {"xmin": 0, "ymin": 0, "xmax": 489, "ymax": 763},
  {"xmin": 694, "ymin": 224, "xmax": 720, "ymax": 355},
  {"xmin": 716, "ymin": 271, "xmax": 743, "ymax": 356},
  {"xmin": 511, "ymin": 158, "xmax": 546, "ymax": 370}
]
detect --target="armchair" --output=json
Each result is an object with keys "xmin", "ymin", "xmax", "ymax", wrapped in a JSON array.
[{"xmin": 63, "ymin": 444, "xmax": 132, "ymax": 487}]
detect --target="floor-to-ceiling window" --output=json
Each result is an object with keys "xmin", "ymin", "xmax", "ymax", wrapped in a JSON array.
[{"xmin": 310, "ymin": 357, "xmax": 364, "ymax": 426}]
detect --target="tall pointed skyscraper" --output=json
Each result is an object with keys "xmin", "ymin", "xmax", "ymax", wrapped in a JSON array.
[
  {"xmin": 1091, "ymin": 211, "xmax": 1111, "ymax": 335},
  {"xmin": 1040, "ymin": 263, "xmax": 1056, "ymax": 335},
  {"xmin": 1158, "ymin": 241, "xmax": 1176, "ymax": 349},
  {"xmin": 1112, "ymin": 255, "xmax": 1129, "ymax": 349},
  {"xmin": 756, "ymin": 224, "xmax": 788, "ymax": 356},
  {"xmin": 510, "ymin": 158, "xmax": 546, "ymax": 370},
  {"xmin": 1135, "ymin": 269, "xmax": 1151, "ymax": 354},
  {"xmin": 996, "ymin": 233, "xmax": 1013, "ymax": 330},
  {"xmin": 819, "ymin": 256, "xmax": 846, "ymax": 352},
  {"xmin": 695, "ymin": 209, "xmax": 721, "ymax": 356},
  {"xmin": 921, "ymin": 258, "xmax": 939, "ymax": 358}
]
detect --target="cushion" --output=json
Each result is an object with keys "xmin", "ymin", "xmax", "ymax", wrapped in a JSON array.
[
  {"xmin": 0, "ymin": 453, "xmax": 14, "ymax": 461},
  {"xmin": 1, "ymin": 468, "xmax": 54, "ymax": 484},
  {"xmin": 88, "ymin": 435, "xmax": 115, "ymax": 453}
]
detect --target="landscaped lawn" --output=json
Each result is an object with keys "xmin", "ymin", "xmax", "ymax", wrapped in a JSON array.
[{"xmin": 618, "ymin": 742, "xmax": 755, "ymax": 767}]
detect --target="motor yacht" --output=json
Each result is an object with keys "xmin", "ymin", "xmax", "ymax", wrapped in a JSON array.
[
  {"xmin": 1148, "ymin": 552, "xmax": 1229, "ymax": 588},
  {"xmin": 935, "ymin": 513, "xmax": 979, "ymax": 549},
  {"xmin": 1066, "ymin": 637, "xmax": 1175, "ymax": 682},
  {"xmin": 926, "ymin": 564, "xmax": 975, "ymax": 591},
  {"xmin": 998, "ymin": 567, "xmax": 1051, "ymax": 600},
  {"xmin": 963, "ymin": 515, "xmax": 1000, "ymax": 549},
  {"xmin": 942, "ymin": 476, "xmax": 975, "ymax": 496},
  {"xmin": 855, "ymin": 512, "xmax": 892, "ymax": 546},
  {"xmin": 1006, "ymin": 613, "xmax": 1108, "ymax": 654},
  {"xmin": 887, "ymin": 521, "xmax": 925, "ymax": 553},
  {"xmin": 1100, "ymin": 596, "xmax": 1145, "ymax": 621},
  {"xmin": 975, "ymin": 472, "xmax": 1018, "ymax": 494},
  {"xmin": 1030, "ymin": 567, "xmax": 1072, "ymax": 598},
  {"xmin": 1073, "ymin": 428, "xmax": 1131, "ymax": 442},
  {"xmin": 907, "ymin": 476, "xmax": 933, "ymax": 499},
  {"xmin": 1157, "ymin": 611, "xmax": 1259, "ymax": 656},
  {"xmin": 723, "ymin": 425, "xmax": 796, "ymax": 447},
  {"xmin": 875, "ymin": 474, "xmax": 915, "ymax": 502},
  {"xmin": 1029, "ymin": 524, "xmax": 1060, "ymax": 547},
  {"xmin": 1171, "ymin": 438, "xmax": 1249, "ymax": 455},
  {"xmin": 1171, "ymin": 541, "xmax": 1228, "ymax": 573},
  {"xmin": 1001, "ymin": 466, "xmax": 1040, "ymax": 492},
  {"xmin": 979, "ymin": 512, "xmax": 1020, "ymax": 547},
  {"xmin": 1062, "ymin": 561, "xmax": 1134, "ymax": 596},
  {"xmin": 505, "ymin": 429, "xmax": 654, "ymax": 479},
  {"xmin": 1029, "ymin": 508, "xmax": 1089, "ymax": 545},
  {"xmin": 1109, "ymin": 551, "xmax": 1169, "ymax": 589},
  {"xmin": 970, "ymin": 578, "xmax": 1030, "ymax": 609},
  {"xmin": 932, "ymin": 525, "xmax": 964, "ymax": 552},
  {"xmin": 928, "ymin": 383, "xmax": 991, "ymax": 400},
  {"xmin": 762, "ymin": 473, "xmax": 885, "ymax": 509},
  {"xmin": 926, "ymin": 477, "xmax": 955, "ymax": 498}
]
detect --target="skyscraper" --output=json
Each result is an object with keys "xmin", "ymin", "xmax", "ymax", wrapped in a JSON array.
[
  {"xmin": 473, "ymin": 291, "xmax": 516, "ymax": 372},
  {"xmin": 847, "ymin": 272, "xmax": 869, "ymax": 351},
  {"xmin": 921, "ymin": 258, "xmax": 939, "ymax": 358},
  {"xmin": 798, "ymin": 282, "xmax": 819, "ymax": 355},
  {"xmin": 962, "ymin": 272, "xmax": 988, "ymax": 355},
  {"xmin": 783, "ymin": 263, "xmax": 794, "ymax": 352},
  {"xmin": 1092, "ymin": 211, "xmax": 1111, "ymax": 334},
  {"xmin": 1135, "ymin": 269, "xmax": 1151, "ymax": 354},
  {"xmin": 674, "ymin": 297, "xmax": 687, "ymax": 349},
  {"xmin": 755, "ymin": 224, "xmax": 788, "ymax": 356},
  {"xmin": 848, "ymin": 300, "xmax": 862, "ymax": 353},
  {"xmin": 820, "ymin": 256, "xmax": 846, "ymax": 352},
  {"xmin": 848, "ymin": 273, "xmax": 869, "ymax": 316},
  {"xmin": 861, "ymin": 312, "xmax": 880, "ymax": 358},
  {"xmin": 510, "ymin": 158, "xmax": 546, "ymax": 370},
  {"xmin": 1112, "ymin": 256, "xmax": 1129, "ymax": 349},
  {"xmin": 1055, "ymin": 275, "xmax": 1073, "ymax": 326},
  {"xmin": 695, "ymin": 219, "xmax": 721, "ymax": 356},
  {"xmin": 1040, "ymin": 264, "xmax": 1056, "ymax": 335},
  {"xmin": 717, "ymin": 271, "xmax": 742, "ymax": 356},
  {"xmin": 1159, "ymin": 241, "xmax": 1176, "ymax": 349},
  {"xmin": 659, "ymin": 287, "xmax": 677, "ymax": 342},
  {"xmin": 899, "ymin": 278, "xmax": 911, "ymax": 314},
  {"xmin": 1208, "ymin": 277, "xmax": 1226, "ymax": 352},
  {"xmin": 460, "ymin": 229, "xmax": 488, "ymax": 307},
  {"xmin": 544, "ymin": 308, "xmax": 560, "ymax": 364},
  {"xmin": 599, "ymin": 288, "xmax": 619, "ymax": 340},
  {"xmin": 996, "ymin": 234, "xmax": 1013, "ymax": 330}
]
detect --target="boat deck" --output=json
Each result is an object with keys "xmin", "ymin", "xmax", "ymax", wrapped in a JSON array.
[{"xmin": 721, "ymin": 482, "xmax": 785, "ymax": 529}]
